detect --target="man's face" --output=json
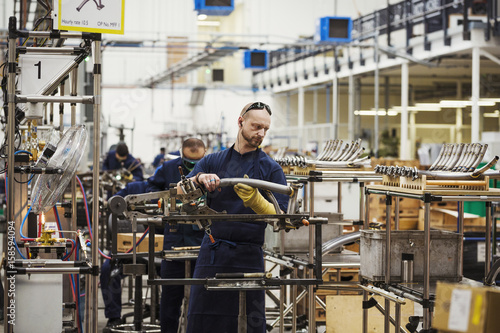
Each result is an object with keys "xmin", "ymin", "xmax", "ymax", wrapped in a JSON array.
[{"xmin": 240, "ymin": 108, "xmax": 271, "ymax": 148}]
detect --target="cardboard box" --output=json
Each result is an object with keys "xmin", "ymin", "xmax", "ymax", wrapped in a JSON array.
[
  {"xmin": 117, "ymin": 233, "xmax": 163, "ymax": 253},
  {"xmin": 326, "ymin": 295, "xmax": 415, "ymax": 332},
  {"xmin": 434, "ymin": 281, "xmax": 500, "ymax": 333}
]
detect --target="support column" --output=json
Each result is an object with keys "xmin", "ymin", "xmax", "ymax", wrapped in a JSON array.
[
  {"xmin": 332, "ymin": 75, "xmax": 339, "ymax": 139},
  {"xmin": 456, "ymin": 81, "xmax": 463, "ymax": 143},
  {"xmin": 409, "ymin": 111, "xmax": 416, "ymax": 160},
  {"xmin": 298, "ymin": 86, "xmax": 305, "ymax": 153},
  {"xmin": 313, "ymin": 89, "xmax": 318, "ymax": 124},
  {"xmin": 374, "ymin": 42, "xmax": 380, "ymax": 157},
  {"xmin": 348, "ymin": 73, "xmax": 354, "ymax": 141},
  {"xmin": 400, "ymin": 61, "xmax": 409, "ymax": 159},
  {"xmin": 471, "ymin": 47, "xmax": 480, "ymax": 142}
]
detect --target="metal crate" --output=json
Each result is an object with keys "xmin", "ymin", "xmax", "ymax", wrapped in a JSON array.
[
  {"xmin": 360, "ymin": 229, "xmax": 462, "ymax": 282},
  {"xmin": 264, "ymin": 212, "xmax": 344, "ymax": 253}
]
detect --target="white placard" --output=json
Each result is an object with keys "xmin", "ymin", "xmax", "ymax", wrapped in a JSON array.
[
  {"xmin": 19, "ymin": 54, "xmax": 77, "ymax": 95},
  {"xmin": 448, "ymin": 288, "xmax": 472, "ymax": 332},
  {"xmin": 57, "ymin": 0, "xmax": 125, "ymax": 34}
]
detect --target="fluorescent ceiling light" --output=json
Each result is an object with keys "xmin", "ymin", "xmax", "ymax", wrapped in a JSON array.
[
  {"xmin": 197, "ymin": 14, "xmax": 208, "ymax": 20},
  {"xmin": 414, "ymin": 103, "xmax": 442, "ymax": 111},
  {"xmin": 354, "ymin": 110, "xmax": 398, "ymax": 116},
  {"xmin": 197, "ymin": 21, "xmax": 220, "ymax": 26},
  {"xmin": 484, "ymin": 110, "xmax": 500, "ymax": 118},
  {"xmin": 440, "ymin": 100, "xmax": 496, "ymax": 108},
  {"xmin": 479, "ymin": 98, "xmax": 500, "ymax": 103}
]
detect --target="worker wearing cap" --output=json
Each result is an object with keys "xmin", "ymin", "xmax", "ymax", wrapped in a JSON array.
[
  {"xmin": 147, "ymin": 138, "xmax": 206, "ymax": 333},
  {"xmin": 182, "ymin": 102, "xmax": 288, "ymax": 333}
]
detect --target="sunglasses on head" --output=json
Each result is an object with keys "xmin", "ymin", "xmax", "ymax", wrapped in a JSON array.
[{"xmin": 241, "ymin": 102, "xmax": 272, "ymax": 117}]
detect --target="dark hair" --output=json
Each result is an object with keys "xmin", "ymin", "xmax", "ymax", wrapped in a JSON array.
[
  {"xmin": 160, "ymin": 147, "xmax": 166, "ymax": 153},
  {"xmin": 116, "ymin": 143, "xmax": 129, "ymax": 157},
  {"xmin": 182, "ymin": 138, "xmax": 205, "ymax": 153}
]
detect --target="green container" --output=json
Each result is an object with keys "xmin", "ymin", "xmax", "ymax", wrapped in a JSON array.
[{"xmin": 463, "ymin": 163, "xmax": 498, "ymax": 217}]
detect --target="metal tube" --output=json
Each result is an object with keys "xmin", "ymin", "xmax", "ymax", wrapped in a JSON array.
[
  {"xmin": 219, "ymin": 178, "xmax": 293, "ymax": 196},
  {"xmin": 429, "ymin": 144, "xmax": 446, "ymax": 170},
  {"xmin": 12, "ymin": 267, "xmax": 90, "ymax": 274},
  {"xmin": 270, "ymin": 288, "xmax": 307, "ymax": 329},
  {"xmin": 338, "ymin": 182, "xmax": 342, "ymax": 213},
  {"xmin": 308, "ymin": 182, "xmax": 316, "ymax": 333},
  {"xmin": 360, "ymin": 182, "xmax": 365, "ymax": 227},
  {"xmin": 459, "ymin": 202, "xmax": 464, "ymax": 277},
  {"xmin": 90, "ymin": 38, "xmax": 102, "ymax": 333},
  {"xmin": 486, "ymin": 202, "xmax": 492, "ymax": 276},
  {"xmin": 23, "ymin": 47, "xmax": 84, "ymax": 54},
  {"xmin": 70, "ymin": 68, "xmax": 78, "ymax": 265},
  {"xmin": 16, "ymin": 95, "xmax": 95, "ymax": 104},
  {"xmin": 385, "ymin": 195, "xmax": 392, "ymax": 332},
  {"xmin": 322, "ymin": 231, "xmax": 361, "ymax": 256},
  {"xmin": 238, "ymin": 291, "xmax": 247, "ymax": 333},
  {"xmin": 362, "ymin": 290, "xmax": 368, "ymax": 333},
  {"xmin": 423, "ymin": 200, "xmax": 431, "ymax": 330},
  {"xmin": 394, "ymin": 197, "xmax": 400, "ymax": 230},
  {"xmin": 364, "ymin": 189, "xmax": 370, "ymax": 229}
]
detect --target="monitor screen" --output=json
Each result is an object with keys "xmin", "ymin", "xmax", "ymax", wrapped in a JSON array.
[
  {"xmin": 250, "ymin": 52, "xmax": 266, "ymax": 67},
  {"xmin": 329, "ymin": 18, "xmax": 350, "ymax": 39},
  {"xmin": 205, "ymin": 0, "xmax": 232, "ymax": 7}
]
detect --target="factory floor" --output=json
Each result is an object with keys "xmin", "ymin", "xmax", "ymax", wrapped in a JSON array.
[{"xmin": 0, "ymin": 275, "xmax": 326, "ymax": 332}]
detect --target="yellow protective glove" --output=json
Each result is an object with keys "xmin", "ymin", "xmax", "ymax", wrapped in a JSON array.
[{"xmin": 234, "ymin": 176, "xmax": 277, "ymax": 215}]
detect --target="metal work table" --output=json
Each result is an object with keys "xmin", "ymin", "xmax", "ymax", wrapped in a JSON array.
[{"xmin": 364, "ymin": 185, "xmax": 500, "ymax": 332}]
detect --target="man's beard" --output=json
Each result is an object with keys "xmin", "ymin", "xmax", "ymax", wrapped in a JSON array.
[{"xmin": 241, "ymin": 128, "xmax": 263, "ymax": 148}]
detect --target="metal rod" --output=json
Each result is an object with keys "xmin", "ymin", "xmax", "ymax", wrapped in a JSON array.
[
  {"xmin": 385, "ymin": 195, "xmax": 392, "ymax": 332},
  {"xmin": 423, "ymin": 200, "xmax": 431, "ymax": 330},
  {"xmin": 22, "ymin": 47, "xmax": 85, "ymax": 54},
  {"xmin": 308, "ymin": 182, "xmax": 316, "ymax": 333},
  {"xmin": 486, "ymin": 202, "xmax": 492, "ymax": 277},
  {"xmin": 90, "ymin": 38, "xmax": 102, "ymax": 333},
  {"xmin": 70, "ymin": 68, "xmax": 78, "ymax": 266},
  {"xmin": 238, "ymin": 291, "xmax": 247, "ymax": 333},
  {"xmin": 362, "ymin": 290, "xmax": 368, "ymax": 333},
  {"xmin": 16, "ymin": 95, "xmax": 94, "ymax": 104}
]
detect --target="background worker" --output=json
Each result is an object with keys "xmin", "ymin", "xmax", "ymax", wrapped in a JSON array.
[
  {"xmin": 147, "ymin": 138, "xmax": 206, "ymax": 333},
  {"xmin": 103, "ymin": 142, "xmax": 144, "ymax": 181},
  {"xmin": 152, "ymin": 147, "xmax": 166, "ymax": 169},
  {"xmin": 182, "ymin": 102, "xmax": 288, "ymax": 333}
]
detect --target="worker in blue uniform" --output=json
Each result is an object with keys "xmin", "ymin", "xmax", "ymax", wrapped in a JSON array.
[
  {"xmin": 182, "ymin": 102, "xmax": 288, "ymax": 333},
  {"xmin": 152, "ymin": 147, "xmax": 166, "ymax": 169},
  {"xmin": 101, "ymin": 180, "xmax": 149, "ymax": 330},
  {"xmin": 103, "ymin": 143, "xmax": 144, "ymax": 181},
  {"xmin": 146, "ymin": 138, "xmax": 206, "ymax": 333}
]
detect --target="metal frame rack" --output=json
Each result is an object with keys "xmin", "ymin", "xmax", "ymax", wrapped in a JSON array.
[
  {"xmin": 107, "ymin": 177, "xmax": 326, "ymax": 333},
  {"xmin": 364, "ymin": 185, "xmax": 500, "ymax": 333},
  {"xmin": 286, "ymin": 169, "xmax": 383, "ymax": 332},
  {"xmin": 5, "ymin": 16, "xmax": 102, "ymax": 332}
]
